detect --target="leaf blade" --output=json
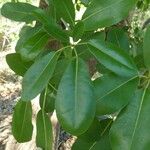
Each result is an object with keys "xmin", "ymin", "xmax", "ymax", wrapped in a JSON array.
[
  {"xmin": 32, "ymin": 9, "xmax": 69, "ymax": 42},
  {"xmin": 22, "ymin": 51, "xmax": 59, "ymax": 101},
  {"xmin": 12, "ymin": 100, "xmax": 33, "ymax": 142},
  {"xmin": 6, "ymin": 53, "xmax": 32, "ymax": 76},
  {"xmin": 36, "ymin": 110, "xmax": 53, "ymax": 150},
  {"xmin": 94, "ymin": 73, "xmax": 138, "ymax": 115},
  {"xmin": 17, "ymin": 28, "xmax": 49, "ymax": 61},
  {"xmin": 110, "ymin": 84, "xmax": 150, "ymax": 150},
  {"xmin": 88, "ymin": 40, "xmax": 138, "ymax": 77},
  {"xmin": 53, "ymin": 0, "xmax": 75, "ymax": 26},
  {"xmin": 82, "ymin": 0, "xmax": 137, "ymax": 31},
  {"xmin": 56, "ymin": 58, "xmax": 95, "ymax": 135},
  {"xmin": 1, "ymin": 2, "xmax": 38, "ymax": 22}
]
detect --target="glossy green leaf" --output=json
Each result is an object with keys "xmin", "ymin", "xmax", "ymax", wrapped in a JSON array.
[
  {"xmin": 110, "ymin": 85, "xmax": 150, "ymax": 150},
  {"xmin": 77, "ymin": 118, "xmax": 102, "ymax": 143},
  {"xmin": 82, "ymin": 0, "xmax": 136, "ymax": 31},
  {"xmin": 22, "ymin": 51, "xmax": 60, "ymax": 101},
  {"xmin": 72, "ymin": 138, "xmax": 94, "ymax": 150},
  {"xmin": 16, "ymin": 27, "xmax": 49, "ymax": 61},
  {"xmin": 6, "ymin": 53, "xmax": 32, "ymax": 76},
  {"xmin": 50, "ymin": 59, "xmax": 70, "ymax": 86},
  {"xmin": 1, "ymin": 2, "xmax": 38, "ymax": 22},
  {"xmin": 16, "ymin": 25, "xmax": 40, "ymax": 53},
  {"xmin": 12, "ymin": 100, "xmax": 33, "ymax": 142},
  {"xmin": 94, "ymin": 73, "xmax": 138, "ymax": 115},
  {"xmin": 36, "ymin": 110, "xmax": 53, "ymax": 150},
  {"xmin": 81, "ymin": 31, "xmax": 106, "ymax": 43},
  {"xmin": 32, "ymin": 9, "xmax": 69, "ymax": 42},
  {"xmin": 90, "ymin": 119, "xmax": 112, "ymax": 150},
  {"xmin": 40, "ymin": 88, "xmax": 55, "ymax": 113},
  {"xmin": 72, "ymin": 119, "xmax": 112, "ymax": 150},
  {"xmin": 73, "ymin": 21, "xmax": 85, "ymax": 41},
  {"xmin": 143, "ymin": 26, "xmax": 150, "ymax": 70},
  {"xmin": 90, "ymin": 135, "xmax": 111, "ymax": 150},
  {"xmin": 106, "ymin": 27, "xmax": 130, "ymax": 51},
  {"xmin": 53, "ymin": 0, "xmax": 75, "ymax": 26},
  {"xmin": 56, "ymin": 58, "xmax": 95, "ymax": 135},
  {"xmin": 88, "ymin": 40, "xmax": 138, "ymax": 77}
]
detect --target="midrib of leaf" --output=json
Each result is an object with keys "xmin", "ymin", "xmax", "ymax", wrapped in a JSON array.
[
  {"xmin": 96, "ymin": 75, "xmax": 138, "ymax": 102},
  {"xmin": 42, "ymin": 111, "xmax": 48, "ymax": 149},
  {"xmin": 130, "ymin": 81, "xmax": 150, "ymax": 149},
  {"xmin": 42, "ymin": 87, "xmax": 48, "ymax": 109},
  {"xmin": 74, "ymin": 48, "xmax": 79, "ymax": 128},
  {"xmin": 32, "ymin": 47, "xmax": 70, "ymax": 88},
  {"xmin": 17, "ymin": 27, "xmax": 43, "ymax": 50},
  {"xmin": 83, "ymin": 0, "xmax": 125, "ymax": 21},
  {"xmin": 62, "ymin": 1, "xmax": 74, "ymax": 25},
  {"xmin": 87, "ymin": 44, "xmax": 137, "ymax": 72},
  {"xmin": 23, "ymin": 52, "xmax": 56, "ymax": 97},
  {"xmin": 89, "ymin": 120, "xmax": 113, "ymax": 150},
  {"xmin": 19, "ymin": 102, "xmax": 28, "ymax": 140},
  {"xmin": 23, "ymin": 46, "xmax": 71, "ymax": 99},
  {"xmin": 25, "ymin": 34, "xmax": 48, "ymax": 54},
  {"xmin": 9, "ymin": 10, "xmax": 33, "ymax": 16}
]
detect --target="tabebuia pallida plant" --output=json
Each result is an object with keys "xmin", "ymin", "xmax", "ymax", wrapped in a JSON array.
[{"xmin": 1, "ymin": 0, "xmax": 150, "ymax": 149}]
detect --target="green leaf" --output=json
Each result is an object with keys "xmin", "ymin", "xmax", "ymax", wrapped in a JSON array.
[
  {"xmin": 16, "ymin": 26, "xmax": 39, "ymax": 53},
  {"xmin": 40, "ymin": 88, "xmax": 55, "ymax": 113},
  {"xmin": 12, "ymin": 100, "xmax": 33, "ymax": 142},
  {"xmin": 88, "ymin": 40, "xmax": 138, "ymax": 77},
  {"xmin": 1, "ymin": 2, "xmax": 38, "ymax": 22},
  {"xmin": 36, "ymin": 110, "xmax": 53, "ymax": 150},
  {"xmin": 72, "ymin": 138, "xmax": 94, "ymax": 150},
  {"xmin": 56, "ymin": 58, "xmax": 95, "ymax": 135},
  {"xmin": 16, "ymin": 27, "xmax": 49, "ymax": 61},
  {"xmin": 94, "ymin": 73, "xmax": 138, "ymax": 115},
  {"xmin": 72, "ymin": 119, "xmax": 112, "ymax": 150},
  {"xmin": 110, "ymin": 84, "xmax": 150, "ymax": 150},
  {"xmin": 6, "ymin": 53, "xmax": 32, "ymax": 76},
  {"xmin": 22, "ymin": 51, "xmax": 60, "ymax": 101},
  {"xmin": 53, "ymin": 0, "xmax": 75, "ymax": 26},
  {"xmin": 73, "ymin": 21, "xmax": 85, "ymax": 41},
  {"xmin": 77, "ymin": 118, "xmax": 102, "ymax": 143},
  {"xmin": 32, "ymin": 9, "xmax": 69, "ymax": 42},
  {"xmin": 82, "ymin": 0, "xmax": 136, "ymax": 31},
  {"xmin": 81, "ymin": 31, "xmax": 106, "ymax": 43},
  {"xmin": 106, "ymin": 27, "xmax": 130, "ymax": 51},
  {"xmin": 143, "ymin": 26, "xmax": 150, "ymax": 70},
  {"xmin": 90, "ymin": 135, "xmax": 111, "ymax": 150},
  {"xmin": 81, "ymin": 0, "xmax": 90, "ymax": 5},
  {"xmin": 50, "ymin": 59, "xmax": 70, "ymax": 86}
]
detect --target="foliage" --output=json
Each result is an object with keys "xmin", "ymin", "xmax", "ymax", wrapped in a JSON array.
[{"xmin": 1, "ymin": 0, "xmax": 150, "ymax": 149}]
